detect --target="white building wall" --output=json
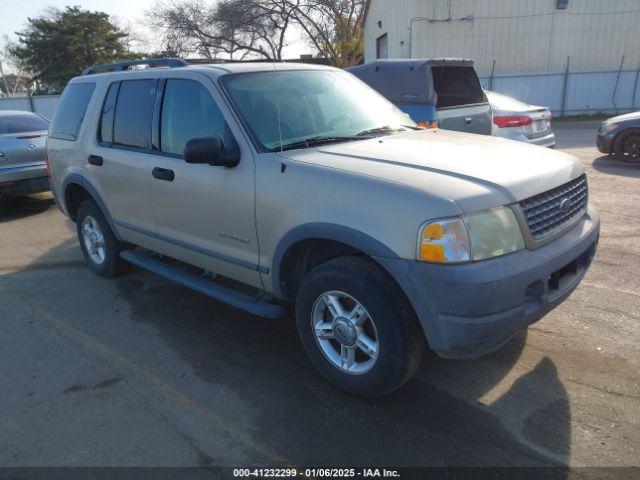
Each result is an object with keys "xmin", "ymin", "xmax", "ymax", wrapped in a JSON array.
[{"xmin": 365, "ymin": 0, "xmax": 640, "ymax": 75}]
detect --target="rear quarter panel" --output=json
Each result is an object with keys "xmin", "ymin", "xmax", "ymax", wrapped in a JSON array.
[{"xmin": 47, "ymin": 79, "xmax": 107, "ymax": 213}]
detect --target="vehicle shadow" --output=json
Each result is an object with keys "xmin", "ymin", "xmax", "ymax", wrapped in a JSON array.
[
  {"xmin": 111, "ymin": 272, "xmax": 571, "ymax": 468},
  {"xmin": 3, "ymin": 235, "xmax": 571, "ymax": 468},
  {"xmin": 0, "ymin": 193, "xmax": 55, "ymax": 224},
  {"xmin": 592, "ymin": 155, "xmax": 640, "ymax": 178}
]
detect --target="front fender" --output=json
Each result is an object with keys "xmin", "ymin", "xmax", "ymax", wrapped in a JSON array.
[{"xmin": 270, "ymin": 222, "xmax": 399, "ymax": 298}]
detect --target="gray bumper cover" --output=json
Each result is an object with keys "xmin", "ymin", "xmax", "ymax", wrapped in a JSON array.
[{"xmin": 376, "ymin": 208, "xmax": 600, "ymax": 359}]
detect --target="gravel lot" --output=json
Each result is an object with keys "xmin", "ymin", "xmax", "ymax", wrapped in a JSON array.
[{"xmin": 0, "ymin": 121, "xmax": 638, "ymax": 467}]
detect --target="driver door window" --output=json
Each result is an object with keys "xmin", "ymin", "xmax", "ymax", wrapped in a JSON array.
[{"xmin": 160, "ymin": 79, "xmax": 236, "ymax": 156}]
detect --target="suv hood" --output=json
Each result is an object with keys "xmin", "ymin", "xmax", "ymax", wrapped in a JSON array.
[{"xmin": 284, "ymin": 129, "xmax": 584, "ymax": 213}]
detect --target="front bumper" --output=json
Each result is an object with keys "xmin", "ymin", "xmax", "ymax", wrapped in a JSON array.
[
  {"xmin": 596, "ymin": 131, "xmax": 615, "ymax": 154},
  {"xmin": 376, "ymin": 208, "xmax": 600, "ymax": 359}
]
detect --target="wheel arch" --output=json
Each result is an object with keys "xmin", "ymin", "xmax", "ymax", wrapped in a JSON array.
[
  {"xmin": 61, "ymin": 173, "xmax": 122, "ymax": 241},
  {"xmin": 271, "ymin": 223, "xmax": 400, "ymax": 301}
]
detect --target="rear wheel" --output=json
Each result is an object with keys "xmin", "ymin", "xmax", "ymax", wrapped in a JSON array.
[
  {"xmin": 295, "ymin": 256, "xmax": 424, "ymax": 396},
  {"xmin": 76, "ymin": 199, "xmax": 128, "ymax": 277},
  {"xmin": 613, "ymin": 128, "xmax": 640, "ymax": 163}
]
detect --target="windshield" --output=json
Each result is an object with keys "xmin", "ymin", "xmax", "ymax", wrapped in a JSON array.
[
  {"xmin": 485, "ymin": 91, "xmax": 533, "ymax": 111},
  {"xmin": 221, "ymin": 69, "xmax": 417, "ymax": 151}
]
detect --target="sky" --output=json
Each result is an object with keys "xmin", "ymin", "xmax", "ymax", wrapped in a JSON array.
[{"xmin": 0, "ymin": 0, "xmax": 307, "ymax": 69}]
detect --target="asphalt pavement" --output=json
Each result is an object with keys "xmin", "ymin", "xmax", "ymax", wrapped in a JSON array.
[{"xmin": 0, "ymin": 121, "xmax": 638, "ymax": 468}]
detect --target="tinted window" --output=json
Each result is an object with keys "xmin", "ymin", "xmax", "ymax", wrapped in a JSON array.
[
  {"xmin": 99, "ymin": 82, "xmax": 120, "ymax": 144},
  {"xmin": 113, "ymin": 79, "xmax": 155, "ymax": 148},
  {"xmin": 160, "ymin": 79, "xmax": 230, "ymax": 156},
  {"xmin": 431, "ymin": 66, "xmax": 486, "ymax": 108},
  {"xmin": 0, "ymin": 112, "xmax": 49, "ymax": 134},
  {"xmin": 49, "ymin": 82, "xmax": 95, "ymax": 140}
]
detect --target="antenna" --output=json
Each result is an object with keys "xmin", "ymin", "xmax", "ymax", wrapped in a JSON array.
[{"xmin": 272, "ymin": 59, "xmax": 287, "ymax": 173}]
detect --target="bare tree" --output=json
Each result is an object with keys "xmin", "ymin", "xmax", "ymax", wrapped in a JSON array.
[
  {"xmin": 217, "ymin": 0, "xmax": 296, "ymax": 60},
  {"xmin": 147, "ymin": 0, "xmax": 368, "ymax": 66},
  {"xmin": 147, "ymin": 0, "xmax": 293, "ymax": 60},
  {"xmin": 0, "ymin": 35, "xmax": 29, "ymax": 96},
  {"xmin": 287, "ymin": 0, "xmax": 368, "ymax": 67}
]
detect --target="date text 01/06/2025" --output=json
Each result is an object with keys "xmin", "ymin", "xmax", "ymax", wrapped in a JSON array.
[{"xmin": 232, "ymin": 468, "xmax": 400, "ymax": 478}]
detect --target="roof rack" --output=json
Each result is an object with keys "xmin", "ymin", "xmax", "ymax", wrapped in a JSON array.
[{"xmin": 81, "ymin": 58, "xmax": 188, "ymax": 76}]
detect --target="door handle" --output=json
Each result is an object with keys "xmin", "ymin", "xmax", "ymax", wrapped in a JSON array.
[
  {"xmin": 152, "ymin": 167, "xmax": 175, "ymax": 182},
  {"xmin": 88, "ymin": 155, "xmax": 103, "ymax": 166},
  {"xmin": 465, "ymin": 117, "xmax": 472, "ymax": 126}
]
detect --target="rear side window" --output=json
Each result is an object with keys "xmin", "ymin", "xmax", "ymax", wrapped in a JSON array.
[
  {"xmin": 431, "ymin": 66, "xmax": 486, "ymax": 108},
  {"xmin": 113, "ymin": 79, "xmax": 155, "ymax": 149},
  {"xmin": 160, "ymin": 79, "xmax": 236, "ymax": 156},
  {"xmin": 0, "ymin": 112, "xmax": 49, "ymax": 134},
  {"xmin": 49, "ymin": 83, "xmax": 95, "ymax": 140},
  {"xmin": 99, "ymin": 82, "xmax": 120, "ymax": 144}
]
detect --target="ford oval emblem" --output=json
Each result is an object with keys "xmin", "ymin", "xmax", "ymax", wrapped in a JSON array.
[{"xmin": 559, "ymin": 198, "xmax": 572, "ymax": 212}]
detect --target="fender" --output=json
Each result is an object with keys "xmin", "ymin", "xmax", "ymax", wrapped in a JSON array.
[
  {"xmin": 60, "ymin": 172, "xmax": 123, "ymax": 241},
  {"xmin": 270, "ymin": 223, "xmax": 399, "ymax": 298}
]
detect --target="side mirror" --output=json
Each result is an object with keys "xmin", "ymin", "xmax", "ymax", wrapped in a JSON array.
[{"xmin": 183, "ymin": 136, "xmax": 239, "ymax": 167}]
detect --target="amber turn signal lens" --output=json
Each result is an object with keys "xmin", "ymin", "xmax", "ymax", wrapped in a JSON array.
[
  {"xmin": 417, "ymin": 121, "xmax": 438, "ymax": 129},
  {"xmin": 418, "ymin": 218, "xmax": 471, "ymax": 263}
]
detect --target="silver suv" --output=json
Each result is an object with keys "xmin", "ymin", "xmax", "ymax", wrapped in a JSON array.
[{"xmin": 47, "ymin": 59, "xmax": 600, "ymax": 396}]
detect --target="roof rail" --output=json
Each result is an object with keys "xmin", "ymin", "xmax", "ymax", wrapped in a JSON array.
[{"xmin": 81, "ymin": 58, "xmax": 188, "ymax": 76}]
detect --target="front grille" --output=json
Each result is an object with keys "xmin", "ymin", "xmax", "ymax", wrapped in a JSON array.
[{"xmin": 519, "ymin": 175, "xmax": 588, "ymax": 239}]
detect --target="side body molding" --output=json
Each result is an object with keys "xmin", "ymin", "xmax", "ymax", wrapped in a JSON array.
[
  {"xmin": 60, "ymin": 172, "xmax": 123, "ymax": 241},
  {"xmin": 270, "ymin": 223, "xmax": 400, "ymax": 298}
]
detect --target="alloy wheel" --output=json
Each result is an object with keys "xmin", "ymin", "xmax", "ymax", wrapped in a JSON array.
[
  {"xmin": 311, "ymin": 290, "xmax": 379, "ymax": 375},
  {"xmin": 81, "ymin": 215, "xmax": 106, "ymax": 265}
]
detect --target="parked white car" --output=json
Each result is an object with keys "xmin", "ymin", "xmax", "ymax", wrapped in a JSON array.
[{"xmin": 487, "ymin": 91, "xmax": 555, "ymax": 148}]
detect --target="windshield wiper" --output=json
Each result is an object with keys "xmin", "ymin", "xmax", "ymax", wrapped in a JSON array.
[
  {"xmin": 356, "ymin": 124, "xmax": 420, "ymax": 136},
  {"xmin": 275, "ymin": 135, "xmax": 367, "ymax": 151}
]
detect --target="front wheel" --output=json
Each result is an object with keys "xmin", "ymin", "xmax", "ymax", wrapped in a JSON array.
[
  {"xmin": 613, "ymin": 128, "xmax": 640, "ymax": 163},
  {"xmin": 295, "ymin": 256, "xmax": 425, "ymax": 396}
]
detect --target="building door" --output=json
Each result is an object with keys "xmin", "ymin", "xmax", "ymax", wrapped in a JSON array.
[{"xmin": 376, "ymin": 34, "xmax": 388, "ymax": 59}]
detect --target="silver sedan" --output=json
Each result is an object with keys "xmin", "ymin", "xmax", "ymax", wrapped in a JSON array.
[
  {"xmin": 0, "ymin": 110, "xmax": 50, "ymax": 196},
  {"xmin": 486, "ymin": 91, "xmax": 555, "ymax": 148}
]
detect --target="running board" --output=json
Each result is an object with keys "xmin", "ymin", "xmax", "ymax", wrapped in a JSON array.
[{"xmin": 119, "ymin": 250, "xmax": 285, "ymax": 318}]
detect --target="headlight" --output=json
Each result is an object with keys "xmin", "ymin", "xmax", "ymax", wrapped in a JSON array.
[
  {"xmin": 418, "ymin": 207, "xmax": 524, "ymax": 263},
  {"xmin": 418, "ymin": 217, "xmax": 471, "ymax": 263},
  {"xmin": 464, "ymin": 207, "xmax": 525, "ymax": 260},
  {"xmin": 601, "ymin": 122, "xmax": 618, "ymax": 133}
]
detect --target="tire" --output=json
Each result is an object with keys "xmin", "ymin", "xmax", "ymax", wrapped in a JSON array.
[
  {"xmin": 295, "ymin": 256, "xmax": 425, "ymax": 396},
  {"xmin": 613, "ymin": 128, "xmax": 640, "ymax": 163},
  {"xmin": 76, "ymin": 199, "xmax": 128, "ymax": 277}
]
